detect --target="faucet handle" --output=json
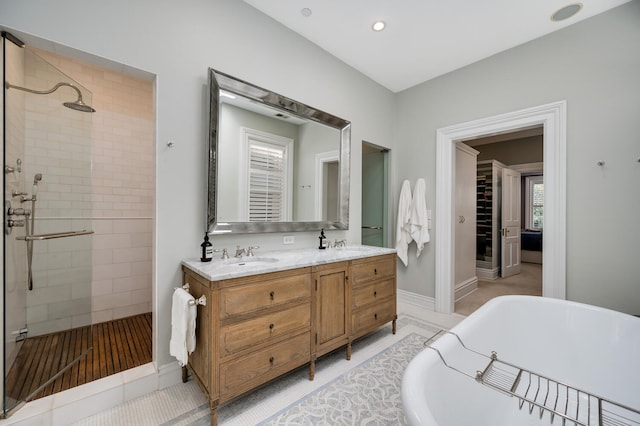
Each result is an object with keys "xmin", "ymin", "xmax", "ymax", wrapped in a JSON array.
[
  {"xmin": 247, "ymin": 245, "xmax": 260, "ymax": 256},
  {"xmin": 214, "ymin": 248, "xmax": 229, "ymax": 260}
]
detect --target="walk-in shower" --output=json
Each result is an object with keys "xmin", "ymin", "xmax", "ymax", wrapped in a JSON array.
[
  {"xmin": 3, "ymin": 31, "xmax": 154, "ymax": 420},
  {"xmin": 3, "ymin": 33, "xmax": 95, "ymax": 416}
]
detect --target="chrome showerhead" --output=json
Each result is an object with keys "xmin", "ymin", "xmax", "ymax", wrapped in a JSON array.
[
  {"xmin": 63, "ymin": 99, "xmax": 96, "ymax": 113},
  {"xmin": 33, "ymin": 173, "xmax": 43, "ymax": 184},
  {"xmin": 5, "ymin": 81, "xmax": 96, "ymax": 113}
]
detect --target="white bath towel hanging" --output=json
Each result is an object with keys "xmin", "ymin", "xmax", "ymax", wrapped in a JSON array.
[
  {"xmin": 409, "ymin": 178, "xmax": 430, "ymax": 257},
  {"xmin": 395, "ymin": 179, "xmax": 413, "ymax": 267},
  {"xmin": 169, "ymin": 287, "xmax": 197, "ymax": 366}
]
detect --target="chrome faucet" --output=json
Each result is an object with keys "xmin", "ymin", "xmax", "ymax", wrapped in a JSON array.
[
  {"xmin": 221, "ymin": 248, "xmax": 229, "ymax": 260},
  {"xmin": 246, "ymin": 245, "xmax": 259, "ymax": 256},
  {"xmin": 234, "ymin": 246, "xmax": 246, "ymax": 258},
  {"xmin": 334, "ymin": 239, "xmax": 347, "ymax": 248}
]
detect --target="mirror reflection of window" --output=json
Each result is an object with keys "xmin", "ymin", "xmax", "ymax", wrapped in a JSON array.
[
  {"xmin": 240, "ymin": 128, "xmax": 294, "ymax": 222},
  {"xmin": 323, "ymin": 161, "xmax": 339, "ymax": 221}
]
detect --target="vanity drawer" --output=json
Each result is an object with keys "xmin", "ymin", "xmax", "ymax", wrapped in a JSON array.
[
  {"xmin": 220, "ymin": 303, "xmax": 310, "ymax": 357},
  {"xmin": 351, "ymin": 278, "xmax": 395, "ymax": 309},
  {"xmin": 350, "ymin": 255, "xmax": 396, "ymax": 285},
  {"xmin": 219, "ymin": 332, "xmax": 310, "ymax": 397},
  {"xmin": 220, "ymin": 273, "xmax": 311, "ymax": 319},
  {"xmin": 352, "ymin": 298, "xmax": 396, "ymax": 335}
]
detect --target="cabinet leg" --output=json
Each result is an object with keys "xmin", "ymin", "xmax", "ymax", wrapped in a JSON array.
[
  {"xmin": 346, "ymin": 342, "xmax": 352, "ymax": 360},
  {"xmin": 392, "ymin": 315, "xmax": 398, "ymax": 335},
  {"xmin": 181, "ymin": 365, "xmax": 188, "ymax": 383},
  {"xmin": 209, "ymin": 400, "xmax": 218, "ymax": 426},
  {"xmin": 309, "ymin": 357, "xmax": 316, "ymax": 381}
]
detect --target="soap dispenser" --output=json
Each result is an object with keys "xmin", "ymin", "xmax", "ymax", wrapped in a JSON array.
[
  {"xmin": 200, "ymin": 233, "xmax": 213, "ymax": 262},
  {"xmin": 318, "ymin": 228, "xmax": 326, "ymax": 250}
]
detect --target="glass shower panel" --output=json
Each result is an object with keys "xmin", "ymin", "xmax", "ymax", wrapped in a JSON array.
[{"xmin": 3, "ymin": 44, "xmax": 93, "ymax": 415}]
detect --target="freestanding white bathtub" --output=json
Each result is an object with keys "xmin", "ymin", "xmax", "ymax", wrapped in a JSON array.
[{"xmin": 402, "ymin": 295, "xmax": 640, "ymax": 425}]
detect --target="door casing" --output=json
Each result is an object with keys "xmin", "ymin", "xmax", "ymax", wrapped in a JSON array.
[{"xmin": 435, "ymin": 101, "xmax": 567, "ymax": 314}]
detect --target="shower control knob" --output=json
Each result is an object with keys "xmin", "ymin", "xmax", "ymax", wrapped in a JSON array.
[
  {"xmin": 7, "ymin": 206, "xmax": 30, "ymax": 216},
  {"xmin": 8, "ymin": 219, "xmax": 25, "ymax": 227}
]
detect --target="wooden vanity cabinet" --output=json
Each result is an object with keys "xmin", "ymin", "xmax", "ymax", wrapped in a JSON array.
[{"xmin": 181, "ymin": 253, "xmax": 396, "ymax": 426}]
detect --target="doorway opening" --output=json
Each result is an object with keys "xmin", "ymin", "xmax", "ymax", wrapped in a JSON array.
[
  {"xmin": 362, "ymin": 142, "xmax": 390, "ymax": 247},
  {"xmin": 454, "ymin": 129, "xmax": 544, "ymax": 315},
  {"xmin": 435, "ymin": 101, "xmax": 567, "ymax": 314}
]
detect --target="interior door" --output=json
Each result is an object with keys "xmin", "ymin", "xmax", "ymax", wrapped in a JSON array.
[
  {"xmin": 501, "ymin": 167, "xmax": 521, "ymax": 277},
  {"xmin": 454, "ymin": 143, "xmax": 478, "ymax": 287}
]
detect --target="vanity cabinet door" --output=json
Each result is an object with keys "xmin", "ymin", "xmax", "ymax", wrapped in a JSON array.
[{"xmin": 313, "ymin": 262, "xmax": 350, "ymax": 357}]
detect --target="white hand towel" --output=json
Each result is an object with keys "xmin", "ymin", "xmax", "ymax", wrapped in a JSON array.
[
  {"xmin": 409, "ymin": 178, "xmax": 430, "ymax": 257},
  {"xmin": 169, "ymin": 288, "xmax": 197, "ymax": 366},
  {"xmin": 395, "ymin": 180, "xmax": 413, "ymax": 266}
]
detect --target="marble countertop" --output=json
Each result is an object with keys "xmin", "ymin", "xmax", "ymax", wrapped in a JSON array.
[{"xmin": 182, "ymin": 245, "xmax": 396, "ymax": 281}]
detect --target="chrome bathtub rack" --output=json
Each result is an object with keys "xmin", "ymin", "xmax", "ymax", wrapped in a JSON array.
[{"xmin": 424, "ymin": 330, "xmax": 640, "ymax": 426}]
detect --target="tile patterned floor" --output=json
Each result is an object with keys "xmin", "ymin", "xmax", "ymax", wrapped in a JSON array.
[{"xmin": 73, "ymin": 313, "xmax": 443, "ymax": 426}]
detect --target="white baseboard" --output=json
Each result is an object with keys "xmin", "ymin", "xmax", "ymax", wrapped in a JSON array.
[
  {"xmin": 455, "ymin": 276, "xmax": 478, "ymax": 301},
  {"xmin": 397, "ymin": 289, "xmax": 435, "ymax": 311},
  {"xmin": 476, "ymin": 267, "xmax": 499, "ymax": 280}
]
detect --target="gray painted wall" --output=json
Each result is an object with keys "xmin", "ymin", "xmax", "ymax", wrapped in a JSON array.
[{"xmin": 395, "ymin": 1, "xmax": 640, "ymax": 314}]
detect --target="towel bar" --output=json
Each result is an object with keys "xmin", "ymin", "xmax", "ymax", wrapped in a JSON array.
[{"xmin": 175, "ymin": 283, "xmax": 207, "ymax": 306}]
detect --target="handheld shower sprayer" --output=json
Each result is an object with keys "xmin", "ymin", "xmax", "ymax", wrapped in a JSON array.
[{"xmin": 32, "ymin": 173, "xmax": 43, "ymax": 197}]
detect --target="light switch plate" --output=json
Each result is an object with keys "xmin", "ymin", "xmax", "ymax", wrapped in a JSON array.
[{"xmin": 283, "ymin": 235, "xmax": 294, "ymax": 245}]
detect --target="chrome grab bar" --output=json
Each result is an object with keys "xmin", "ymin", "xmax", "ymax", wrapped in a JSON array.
[
  {"xmin": 16, "ymin": 230, "xmax": 94, "ymax": 241},
  {"xmin": 361, "ymin": 225, "xmax": 383, "ymax": 230}
]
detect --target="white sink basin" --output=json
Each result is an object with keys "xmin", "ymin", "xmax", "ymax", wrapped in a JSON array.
[{"xmin": 223, "ymin": 257, "xmax": 279, "ymax": 266}]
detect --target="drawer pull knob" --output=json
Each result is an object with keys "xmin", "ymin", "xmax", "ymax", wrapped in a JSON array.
[
  {"xmin": 374, "ymin": 291, "xmax": 377, "ymax": 297},
  {"xmin": 374, "ymin": 268, "xmax": 377, "ymax": 275},
  {"xmin": 374, "ymin": 313, "xmax": 378, "ymax": 320},
  {"xmin": 269, "ymin": 323, "xmax": 274, "ymax": 331},
  {"xmin": 269, "ymin": 356, "xmax": 274, "ymax": 365},
  {"xmin": 269, "ymin": 291, "xmax": 275, "ymax": 300}
]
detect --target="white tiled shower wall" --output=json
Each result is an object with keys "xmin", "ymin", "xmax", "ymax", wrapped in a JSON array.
[{"xmin": 27, "ymin": 48, "xmax": 154, "ymax": 333}]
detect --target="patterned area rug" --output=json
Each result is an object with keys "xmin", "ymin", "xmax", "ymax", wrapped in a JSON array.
[{"xmin": 259, "ymin": 333, "xmax": 428, "ymax": 425}]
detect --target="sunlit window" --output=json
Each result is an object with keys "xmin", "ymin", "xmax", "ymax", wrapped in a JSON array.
[{"xmin": 525, "ymin": 176, "xmax": 544, "ymax": 229}]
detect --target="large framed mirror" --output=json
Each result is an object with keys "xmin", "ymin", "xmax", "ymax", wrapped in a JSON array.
[{"xmin": 207, "ymin": 68, "xmax": 351, "ymax": 234}]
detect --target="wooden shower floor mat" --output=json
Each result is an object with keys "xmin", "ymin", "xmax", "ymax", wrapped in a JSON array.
[{"xmin": 6, "ymin": 312, "xmax": 152, "ymax": 402}]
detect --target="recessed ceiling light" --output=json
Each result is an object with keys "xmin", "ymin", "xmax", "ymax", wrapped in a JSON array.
[
  {"xmin": 551, "ymin": 3, "xmax": 583, "ymax": 22},
  {"xmin": 372, "ymin": 20, "xmax": 386, "ymax": 32},
  {"xmin": 301, "ymin": 8, "xmax": 312, "ymax": 17}
]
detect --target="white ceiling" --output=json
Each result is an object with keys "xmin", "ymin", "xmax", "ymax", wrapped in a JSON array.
[{"xmin": 243, "ymin": 0, "xmax": 630, "ymax": 93}]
